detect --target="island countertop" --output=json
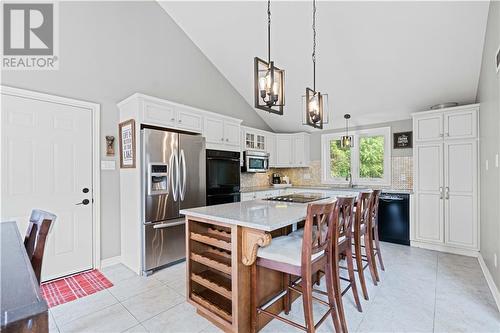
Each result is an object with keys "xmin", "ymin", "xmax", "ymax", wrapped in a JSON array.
[{"xmin": 180, "ymin": 196, "xmax": 335, "ymax": 231}]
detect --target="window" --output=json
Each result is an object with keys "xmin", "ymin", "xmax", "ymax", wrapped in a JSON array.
[{"xmin": 321, "ymin": 127, "xmax": 391, "ymax": 185}]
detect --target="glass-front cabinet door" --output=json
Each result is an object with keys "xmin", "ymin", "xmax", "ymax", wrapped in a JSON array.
[{"xmin": 245, "ymin": 131, "xmax": 266, "ymax": 150}]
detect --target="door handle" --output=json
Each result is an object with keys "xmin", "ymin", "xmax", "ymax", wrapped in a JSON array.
[
  {"xmin": 445, "ymin": 186, "xmax": 449, "ymax": 199},
  {"xmin": 439, "ymin": 187, "xmax": 443, "ymax": 199},
  {"xmin": 76, "ymin": 199, "xmax": 90, "ymax": 205},
  {"xmin": 179, "ymin": 149, "xmax": 187, "ymax": 201},
  {"xmin": 153, "ymin": 221, "xmax": 185, "ymax": 229},
  {"xmin": 169, "ymin": 152, "xmax": 178, "ymax": 201}
]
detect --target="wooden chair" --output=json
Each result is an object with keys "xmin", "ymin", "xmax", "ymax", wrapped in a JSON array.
[
  {"xmin": 251, "ymin": 201, "xmax": 343, "ymax": 333},
  {"xmin": 368, "ymin": 190, "xmax": 384, "ymax": 282},
  {"xmin": 335, "ymin": 196, "xmax": 363, "ymax": 317},
  {"xmin": 24, "ymin": 209, "xmax": 56, "ymax": 284},
  {"xmin": 352, "ymin": 192, "xmax": 378, "ymax": 300}
]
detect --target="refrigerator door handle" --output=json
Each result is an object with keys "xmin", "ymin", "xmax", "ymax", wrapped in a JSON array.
[
  {"xmin": 153, "ymin": 220, "xmax": 185, "ymax": 229},
  {"xmin": 170, "ymin": 151, "xmax": 179, "ymax": 201},
  {"xmin": 180, "ymin": 149, "xmax": 187, "ymax": 201}
]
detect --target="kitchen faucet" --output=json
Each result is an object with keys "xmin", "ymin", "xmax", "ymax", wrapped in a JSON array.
[{"xmin": 346, "ymin": 172, "xmax": 353, "ymax": 188}]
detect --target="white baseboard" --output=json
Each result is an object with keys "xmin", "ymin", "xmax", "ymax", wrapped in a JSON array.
[
  {"xmin": 100, "ymin": 256, "xmax": 122, "ymax": 269},
  {"xmin": 410, "ymin": 241, "xmax": 479, "ymax": 257},
  {"xmin": 478, "ymin": 253, "xmax": 500, "ymax": 313}
]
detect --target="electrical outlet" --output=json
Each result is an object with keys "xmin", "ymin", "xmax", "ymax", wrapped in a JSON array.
[
  {"xmin": 303, "ymin": 173, "xmax": 311, "ymax": 180},
  {"xmin": 495, "ymin": 253, "xmax": 498, "ymax": 268},
  {"xmin": 486, "ymin": 159, "xmax": 489, "ymax": 171}
]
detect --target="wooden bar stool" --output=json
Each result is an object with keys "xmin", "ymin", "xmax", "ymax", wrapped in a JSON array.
[
  {"xmin": 251, "ymin": 201, "xmax": 343, "ymax": 333},
  {"xmin": 24, "ymin": 209, "xmax": 56, "ymax": 284},
  {"xmin": 352, "ymin": 192, "xmax": 378, "ymax": 300},
  {"xmin": 335, "ymin": 196, "xmax": 363, "ymax": 316},
  {"xmin": 368, "ymin": 190, "xmax": 385, "ymax": 282}
]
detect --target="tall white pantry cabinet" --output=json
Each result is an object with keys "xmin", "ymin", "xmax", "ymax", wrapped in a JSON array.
[{"xmin": 412, "ymin": 104, "xmax": 479, "ymax": 256}]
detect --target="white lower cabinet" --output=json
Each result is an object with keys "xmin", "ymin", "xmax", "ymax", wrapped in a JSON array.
[{"xmin": 413, "ymin": 106, "xmax": 478, "ymax": 254}]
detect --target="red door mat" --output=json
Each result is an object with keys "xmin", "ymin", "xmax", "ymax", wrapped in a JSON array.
[{"xmin": 41, "ymin": 269, "xmax": 113, "ymax": 308}]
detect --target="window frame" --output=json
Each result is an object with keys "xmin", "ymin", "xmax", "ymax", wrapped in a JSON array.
[{"xmin": 321, "ymin": 127, "xmax": 391, "ymax": 186}]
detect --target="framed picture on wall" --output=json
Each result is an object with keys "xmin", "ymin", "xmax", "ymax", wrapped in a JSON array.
[
  {"xmin": 393, "ymin": 131, "xmax": 412, "ymax": 149},
  {"xmin": 119, "ymin": 119, "xmax": 136, "ymax": 168}
]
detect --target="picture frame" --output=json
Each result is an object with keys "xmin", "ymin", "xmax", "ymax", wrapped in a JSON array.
[
  {"xmin": 119, "ymin": 119, "xmax": 136, "ymax": 168},
  {"xmin": 393, "ymin": 131, "xmax": 412, "ymax": 149}
]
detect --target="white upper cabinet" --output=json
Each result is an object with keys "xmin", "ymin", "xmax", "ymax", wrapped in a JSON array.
[
  {"xmin": 203, "ymin": 116, "xmax": 241, "ymax": 151},
  {"xmin": 267, "ymin": 133, "xmax": 277, "ymax": 167},
  {"xmin": 204, "ymin": 117, "xmax": 225, "ymax": 144},
  {"xmin": 223, "ymin": 121, "xmax": 241, "ymax": 147},
  {"xmin": 177, "ymin": 107, "xmax": 203, "ymax": 132},
  {"xmin": 413, "ymin": 104, "xmax": 478, "ymax": 143},
  {"xmin": 293, "ymin": 134, "xmax": 309, "ymax": 166},
  {"xmin": 414, "ymin": 114, "xmax": 443, "ymax": 142},
  {"xmin": 274, "ymin": 133, "xmax": 310, "ymax": 167},
  {"xmin": 242, "ymin": 127, "xmax": 267, "ymax": 151},
  {"xmin": 276, "ymin": 135, "xmax": 293, "ymax": 166},
  {"xmin": 142, "ymin": 100, "xmax": 177, "ymax": 128},
  {"xmin": 444, "ymin": 109, "xmax": 477, "ymax": 139},
  {"xmin": 117, "ymin": 94, "xmax": 242, "ymax": 152}
]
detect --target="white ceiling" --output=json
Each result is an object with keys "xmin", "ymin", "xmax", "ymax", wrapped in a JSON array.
[{"xmin": 159, "ymin": 1, "xmax": 489, "ymax": 133}]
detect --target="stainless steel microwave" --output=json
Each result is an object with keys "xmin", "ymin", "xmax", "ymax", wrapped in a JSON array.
[{"xmin": 242, "ymin": 151, "xmax": 269, "ymax": 173}]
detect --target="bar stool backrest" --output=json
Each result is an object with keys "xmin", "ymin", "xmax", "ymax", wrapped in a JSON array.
[
  {"xmin": 24, "ymin": 209, "xmax": 56, "ymax": 284},
  {"xmin": 301, "ymin": 201, "xmax": 337, "ymax": 268},
  {"xmin": 370, "ymin": 189, "xmax": 382, "ymax": 226},
  {"xmin": 335, "ymin": 196, "xmax": 356, "ymax": 240},
  {"xmin": 355, "ymin": 192, "xmax": 373, "ymax": 231}
]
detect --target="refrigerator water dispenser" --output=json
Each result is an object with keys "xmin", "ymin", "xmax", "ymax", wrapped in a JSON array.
[{"xmin": 148, "ymin": 163, "xmax": 169, "ymax": 195}]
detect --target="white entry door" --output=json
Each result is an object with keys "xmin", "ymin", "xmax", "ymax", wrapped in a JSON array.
[{"xmin": 1, "ymin": 90, "xmax": 95, "ymax": 281}]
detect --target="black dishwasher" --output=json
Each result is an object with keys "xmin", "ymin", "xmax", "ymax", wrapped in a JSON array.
[{"xmin": 377, "ymin": 193, "xmax": 410, "ymax": 245}]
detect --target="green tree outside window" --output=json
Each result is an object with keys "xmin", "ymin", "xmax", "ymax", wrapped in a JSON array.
[{"xmin": 359, "ymin": 136, "xmax": 384, "ymax": 178}]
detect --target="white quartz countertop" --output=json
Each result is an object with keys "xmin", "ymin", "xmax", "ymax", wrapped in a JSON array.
[{"xmin": 180, "ymin": 196, "xmax": 335, "ymax": 231}]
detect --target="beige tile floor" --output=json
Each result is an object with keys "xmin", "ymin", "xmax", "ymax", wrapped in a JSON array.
[{"xmin": 48, "ymin": 242, "xmax": 500, "ymax": 333}]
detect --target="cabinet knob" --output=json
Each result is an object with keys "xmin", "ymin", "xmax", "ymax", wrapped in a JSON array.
[
  {"xmin": 178, "ymin": 119, "xmax": 182, "ymax": 123},
  {"xmin": 221, "ymin": 138, "xmax": 224, "ymax": 141},
  {"xmin": 171, "ymin": 118, "xmax": 175, "ymax": 122},
  {"xmin": 226, "ymin": 138, "xmax": 229, "ymax": 142}
]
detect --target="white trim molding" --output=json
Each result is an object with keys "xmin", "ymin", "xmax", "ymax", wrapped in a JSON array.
[
  {"xmin": 478, "ymin": 253, "xmax": 500, "ymax": 313},
  {"xmin": 0, "ymin": 85, "xmax": 102, "ymax": 273},
  {"xmin": 100, "ymin": 256, "xmax": 122, "ymax": 269},
  {"xmin": 410, "ymin": 240, "xmax": 479, "ymax": 258}
]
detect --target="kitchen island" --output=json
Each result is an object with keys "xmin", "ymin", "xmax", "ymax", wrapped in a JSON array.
[{"xmin": 180, "ymin": 196, "xmax": 333, "ymax": 333}]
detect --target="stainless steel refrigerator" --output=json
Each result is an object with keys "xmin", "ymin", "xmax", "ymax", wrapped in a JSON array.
[{"xmin": 141, "ymin": 127, "xmax": 206, "ymax": 275}]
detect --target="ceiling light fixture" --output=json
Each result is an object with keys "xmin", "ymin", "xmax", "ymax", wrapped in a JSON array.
[
  {"xmin": 304, "ymin": 0, "xmax": 324, "ymax": 129},
  {"xmin": 254, "ymin": 0, "xmax": 285, "ymax": 115},
  {"xmin": 341, "ymin": 114, "xmax": 354, "ymax": 148}
]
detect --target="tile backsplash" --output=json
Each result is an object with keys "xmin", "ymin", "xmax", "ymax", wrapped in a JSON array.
[{"xmin": 241, "ymin": 157, "xmax": 413, "ymax": 190}]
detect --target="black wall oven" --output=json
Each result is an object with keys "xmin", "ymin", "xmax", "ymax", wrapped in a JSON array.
[{"xmin": 206, "ymin": 150, "xmax": 240, "ymax": 205}]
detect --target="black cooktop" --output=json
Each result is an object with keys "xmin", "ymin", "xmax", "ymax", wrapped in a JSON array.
[{"xmin": 264, "ymin": 192, "xmax": 329, "ymax": 203}]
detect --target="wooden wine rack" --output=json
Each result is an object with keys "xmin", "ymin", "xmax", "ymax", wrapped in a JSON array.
[{"xmin": 187, "ymin": 219, "xmax": 236, "ymax": 331}]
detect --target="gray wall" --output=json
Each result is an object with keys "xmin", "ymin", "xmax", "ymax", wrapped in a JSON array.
[
  {"xmin": 1, "ymin": 1, "xmax": 271, "ymax": 259},
  {"xmin": 309, "ymin": 119, "xmax": 413, "ymax": 160},
  {"xmin": 476, "ymin": 1, "xmax": 500, "ymax": 289}
]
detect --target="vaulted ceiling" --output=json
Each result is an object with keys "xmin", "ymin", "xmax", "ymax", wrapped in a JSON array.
[{"xmin": 159, "ymin": 1, "xmax": 489, "ymax": 132}]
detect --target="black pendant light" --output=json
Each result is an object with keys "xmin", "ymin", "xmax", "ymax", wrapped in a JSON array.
[
  {"xmin": 304, "ymin": 0, "xmax": 324, "ymax": 129},
  {"xmin": 341, "ymin": 114, "xmax": 354, "ymax": 148},
  {"xmin": 254, "ymin": 0, "xmax": 285, "ymax": 115}
]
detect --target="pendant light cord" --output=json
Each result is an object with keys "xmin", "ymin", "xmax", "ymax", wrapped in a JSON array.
[
  {"xmin": 267, "ymin": 0, "xmax": 271, "ymax": 64},
  {"xmin": 312, "ymin": 0, "xmax": 316, "ymax": 91}
]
